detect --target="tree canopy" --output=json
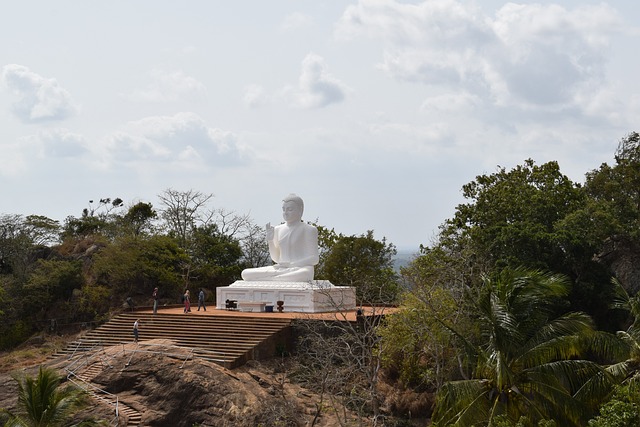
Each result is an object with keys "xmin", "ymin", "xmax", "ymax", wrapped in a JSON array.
[
  {"xmin": 432, "ymin": 269, "xmax": 614, "ymax": 426},
  {"xmin": 3, "ymin": 132, "xmax": 640, "ymax": 425},
  {"xmin": 316, "ymin": 229, "xmax": 400, "ymax": 304}
]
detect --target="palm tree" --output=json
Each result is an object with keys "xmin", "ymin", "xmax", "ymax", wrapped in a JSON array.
[
  {"xmin": 605, "ymin": 278, "xmax": 640, "ymax": 387},
  {"xmin": 1, "ymin": 365, "xmax": 100, "ymax": 427},
  {"xmin": 431, "ymin": 268, "xmax": 615, "ymax": 426}
]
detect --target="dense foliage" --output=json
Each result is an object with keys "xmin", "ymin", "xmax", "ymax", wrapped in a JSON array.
[
  {"xmin": 0, "ymin": 193, "xmax": 254, "ymax": 349},
  {"xmin": 0, "ymin": 190, "xmax": 397, "ymax": 351},
  {"xmin": 432, "ymin": 268, "xmax": 613, "ymax": 426},
  {"xmin": 315, "ymin": 228, "xmax": 400, "ymax": 304},
  {"xmin": 379, "ymin": 131, "xmax": 640, "ymax": 424},
  {"xmin": 0, "ymin": 365, "xmax": 99, "ymax": 427},
  {"xmin": 3, "ymin": 132, "xmax": 640, "ymax": 425}
]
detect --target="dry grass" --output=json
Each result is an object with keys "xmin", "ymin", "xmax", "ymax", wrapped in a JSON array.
[{"xmin": 0, "ymin": 334, "xmax": 75, "ymax": 374}]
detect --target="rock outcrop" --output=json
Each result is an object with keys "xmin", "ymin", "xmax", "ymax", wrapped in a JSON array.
[{"xmin": 1, "ymin": 340, "xmax": 345, "ymax": 426}]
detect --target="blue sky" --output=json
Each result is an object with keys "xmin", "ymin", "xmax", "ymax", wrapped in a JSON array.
[{"xmin": 1, "ymin": 0, "xmax": 639, "ymax": 251}]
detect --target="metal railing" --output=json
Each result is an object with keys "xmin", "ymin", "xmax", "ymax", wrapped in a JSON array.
[
  {"xmin": 65, "ymin": 340, "xmax": 121, "ymax": 426},
  {"xmin": 67, "ymin": 372, "xmax": 120, "ymax": 426},
  {"xmin": 64, "ymin": 339, "xmax": 231, "ymax": 425},
  {"xmin": 119, "ymin": 341, "xmax": 229, "ymax": 366}
]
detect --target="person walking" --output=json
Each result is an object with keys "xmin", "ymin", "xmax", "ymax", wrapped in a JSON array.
[
  {"xmin": 152, "ymin": 287, "xmax": 159, "ymax": 315},
  {"xmin": 133, "ymin": 319, "xmax": 140, "ymax": 343},
  {"xmin": 197, "ymin": 288, "xmax": 206, "ymax": 311},
  {"xmin": 183, "ymin": 290, "xmax": 190, "ymax": 313}
]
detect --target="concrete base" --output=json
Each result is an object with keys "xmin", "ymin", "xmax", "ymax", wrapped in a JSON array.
[{"xmin": 216, "ymin": 280, "xmax": 356, "ymax": 313}]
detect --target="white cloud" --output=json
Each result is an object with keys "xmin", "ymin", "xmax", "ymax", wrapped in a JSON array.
[
  {"xmin": 1, "ymin": 1, "xmax": 637, "ymax": 250},
  {"xmin": 420, "ymin": 91, "xmax": 482, "ymax": 113},
  {"xmin": 489, "ymin": 3, "xmax": 620, "ymax": 107},
  {"xmin": 1, "ymin": 64, "xmax": 78, "ymax": 123},
  {"xmin": 243, "ymin": 84, "xmax": 269, "ymax": 108},
  {"xmin": 491, "ymin": 3, "xmax": 618, "ymax": 49},
  {"xmin": 40, "ymin": 129, "xmax": 88, "ymax": 158},
  {"xmin": 336, "ymin": 0, "xmax": 623, "ymax": 112},
  {"xmin": 0, "ymin": 128, "xmax": 87, "ymax": 177},
  {"xmin": 106, "ymin": 112, "xmax": 243, "ymax": 167},
  {"xmin": 0, "ymin": 137, "xmax": 32, "ymax": 176},
  {"xmin": 367, "ymin": 120, "xmax": 453, "ymax": 155},
  {"xmin": 280, "ymin": 12, "xmax": 313, "ymax": 32},
  {"xmin": 125, "ymin": 69, "xmax": 206, "ymax": 102},
  {"xmin": 292, "ymin": 53, "xmax": 349, "ymax": 109}
]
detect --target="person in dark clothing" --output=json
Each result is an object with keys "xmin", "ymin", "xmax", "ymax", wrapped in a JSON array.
[
  {"xmin": 152, "ymin": 287, "xmax": 159, "ymax": 314},
  {"xmin": 198, "ymin": 288, "xmax": 206, "ymax": 311}
]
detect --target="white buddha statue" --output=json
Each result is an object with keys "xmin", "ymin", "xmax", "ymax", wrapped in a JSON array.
[{"xmin": 241, "ymin": 194, "xmax": 319, "ymax": 282}]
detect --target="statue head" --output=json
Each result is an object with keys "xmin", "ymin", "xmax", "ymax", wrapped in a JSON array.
[{"xmin": 282, "ymin": 193, "xmax": 304, "ymax": 224}]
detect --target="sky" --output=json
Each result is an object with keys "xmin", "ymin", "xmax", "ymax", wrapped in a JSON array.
[{"xmin": 1, "ymin": 0, "xmax": 639, "ymax": 252}]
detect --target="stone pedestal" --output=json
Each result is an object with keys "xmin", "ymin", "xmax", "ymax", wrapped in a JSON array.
[{"xmin": 216, "ymin": 280, "xmax": 356, "ymax": 313}]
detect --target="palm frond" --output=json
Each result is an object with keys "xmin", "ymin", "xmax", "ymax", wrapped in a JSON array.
[
  {"xmin": 433, "ymin": 268, "xmax": 609, "ymax": 426},
  {"xmin": 588, "ymin": 330, "xmax": 631, "ymax": 362},
  {"xmin": 517, "ymin": 313, "xmax": 594, "ymax": 367},
  {"xmin": 11, "ymin": 365, "xmax": 90, "ymax": 427},
  {"xmin": 517, "ymin": 335, "xmax": 583, "ymax": 371},
  {"xmin": 609, "ymin": 277, "xmax": 631, "ymax": 311},
  {"xmin": 572, "ymin": 363, "xmax": 617, "ymax": 411},
  {"xmin": 519, "ymin": 370, "xmax": 586, "ymax": 426},
  {"xmin": 432, "ymin": 379, "xmax": 492, "ymax": 426}
]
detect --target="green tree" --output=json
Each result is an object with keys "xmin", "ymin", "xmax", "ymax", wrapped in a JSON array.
[
  {"xmin": 316, "ymin": 230, "xmax": 399, "ymax": 304},
  {"xmin": 378, "ymin": 289, "xmax": 461, "ymax": 391},
  {"xmin": 602, "ymin": 278, "xmax": 640, "ymax": 387},
  {"xmin": 23, "ymin": 259, "xmax": 83, "ymax": 319},
  {"xmin": 0, "ymin": 214, "xmax": 59, "ymax": 279},
  {"xmin": 443, "ymin": 158, "xmax": 619, "ymax": 329},
  {"xmin": 0, "ymin": 215, "xmax": 62, "ymax": 348},
  {"xmin": 22, "ymin": 216, "xmax": 60, "ymax": 247},
  {"xmin": 579, "ymin": 132, "xmax": 640, "ymax": 304},
  {"xmin": 1, "ymin": 365, "xmax": 99, "ymax": 427},
  {"xmin": 121, "ymin": 202, "xmax": 157, "ymax": 237},
  {"xmin": 91, "ymin": 235, "xmax": 188, "ymax": 301},
  {"xmin": 551, "ymin": 135, "xmax": 640, "ymax": 331},
  {"xmin": 452, "ymin": 159, "xmax": 584, "ymax": 273},
  {"xmin": 585, "ymin": 132, "xmax": 640, "ymax": 240},
  {"xmin": 61, "ymin": 198, "xmax": 124, "ymax": 240},
  {"xmin": 588, "ymin": 385, "xmax": 640, "ymax": 427},
  {"xmin": 189, "ymin": 224, "xmax": 243, "ymax": 287},
  {"xmin": 1, "ymin": 215, "xmax": 31, "ymax": 279},
  {"xmin": 382, "ymin": 224, "xmax": 487, "ymax": 393},
  {"xmin": 432, "ymin": 268, "xmax": 615, "ymax": 427}
]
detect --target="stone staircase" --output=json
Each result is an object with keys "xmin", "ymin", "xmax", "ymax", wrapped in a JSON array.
[
  {"xmin": 67, "ymin": 358, "xmax": 142, "ymax": 426},
  {"xmin": 59, "ymin": 312, "xmax": 293, "ymax": 369},
  {"xmin": 58, "ymin": 311, "xmax": 293, "ymax": 426}
]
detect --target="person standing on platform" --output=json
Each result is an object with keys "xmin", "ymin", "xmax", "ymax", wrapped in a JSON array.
[
  {"xmin": 133, "ymin": 319, "xmax": 140, "ymax": 343},
  {"xmin": 152, "ymin": 287, "xmax": 159, "ymax": 314},
  {"xmin": 183, "ymin": 290, "xmax": 191, "ymax": 313},
  {"xmin": 197, "ymin": 288, "xmax": 206, "ymax": 311}
]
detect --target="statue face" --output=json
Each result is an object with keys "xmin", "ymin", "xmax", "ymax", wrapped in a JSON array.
[{"xmin": 282, "ymin": 200, "xmax": 303, "ymax": 224}]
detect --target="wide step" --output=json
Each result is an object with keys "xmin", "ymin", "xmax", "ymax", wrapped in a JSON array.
[{"xmin": 58, "ymin": 312, "xmax": 292, "ymax": 369}]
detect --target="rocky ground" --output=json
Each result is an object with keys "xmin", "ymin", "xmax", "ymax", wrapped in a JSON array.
[
  {"xmin": 0, "ymin": 335, "xmax": 431, "ymax": 426},
  {"xmin": 0, "ymin": 337, "xmax": 349, "ymax": 426}
]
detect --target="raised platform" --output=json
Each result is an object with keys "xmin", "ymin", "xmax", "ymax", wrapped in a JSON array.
[{"xmin": 216, "ymin": 280, "xmax": 356, "ymax": 313}]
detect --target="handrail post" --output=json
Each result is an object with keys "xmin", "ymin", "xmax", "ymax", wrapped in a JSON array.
[
  {"xmin": 180, "ymin": 348, "xmax": 194, "ymax": 369},
  {"xmin": 114, "ymin": 395, "xmax": 119, "ymax": 426}
]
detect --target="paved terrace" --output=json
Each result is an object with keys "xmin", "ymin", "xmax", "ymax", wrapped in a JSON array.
[
  {"xmin": 59, "ymin": 304, "xmax": 394, "ymax": 370},
  {"xmin": 136, "ymin": 304, "xmax": 389, "ymax": 321}
]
